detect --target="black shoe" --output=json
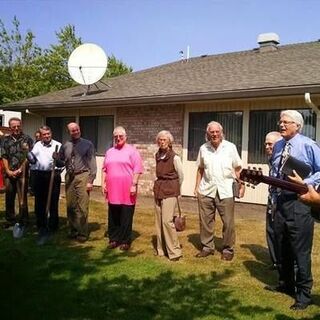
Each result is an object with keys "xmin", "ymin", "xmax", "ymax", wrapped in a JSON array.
[
  {"xmin": 3, "ymin": 222, "xmax": 15, "ymax": 230},
  {"xmin": 76, "ymin": 235, "xmax": 88, "ymax": 243},
  {"xmin": 264, "ymin": 285, "xmax": 295, "ymax": 297},
  {"xmin": 290, "ymin": 302, "xmax": 309, "ymax": 310},
  {"xmin": 119, "ymin": 243, "xmax": 130, "ymax": 251},
  {"xmin": 107, "ymin": 241, "xmax": 119, "ymax": 249},
  {"xmin": 221, "ymin": 249, "xmax": 234, "ymax": 261},
  {"xmin": 195, "ymin": 250, "xmax": 214, "ymax": 258},
  {"xmin": 170, "ymin": 256, "xmax": 182, "ymax": 262}
]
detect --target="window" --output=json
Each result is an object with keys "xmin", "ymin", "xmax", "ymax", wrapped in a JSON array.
[
  {"xmin": 79, "ymin": 115, "xmax": 114, "ymax": 155},
  {"xmin": 248, "ymin": 109, "xmax": 316, "ymax": 163},
  {"xmin": 188, "ymin": 111, "xmax": 243, "ymax": 161},
  {"xmin": 46, "ymin": 117, "xmax": 75, "ymax": 144}
]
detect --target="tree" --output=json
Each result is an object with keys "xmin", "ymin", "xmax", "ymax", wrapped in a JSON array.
[
  {"xmin": 36, "ymin": 24, "xmax": 82, "ymax": 93},
  {"xmin": 0, "ymin": 16, "xmax": 42, "ymax": 104},
  {"xmin": 104, "ymin": 54, "xmax": 132, "ymax": 78},
  {"xmin": 0, "ymin": 18, "xmax": 133, "ymax": 105}
]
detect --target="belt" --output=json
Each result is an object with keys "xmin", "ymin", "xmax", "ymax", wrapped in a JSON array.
[
  {"xmin": 74, "ymin": 170, "xmax": 88, "ymax": 175},
  {"xmin": 34, "ymin": 170, "xmax": 62, "ymax": 174}
]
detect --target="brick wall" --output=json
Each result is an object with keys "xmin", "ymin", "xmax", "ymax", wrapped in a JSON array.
[{"xmin": 117, "ymin": 104, "xmax": 184, "ymax": 195}]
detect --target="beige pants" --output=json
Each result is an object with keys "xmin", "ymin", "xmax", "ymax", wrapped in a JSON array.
[
  {"xmin": 65, "ymin": 171, "xmax": 90, "ymax": 237},
  {"xmin": 155, "ymin": 197, "xmax": 182, "ymax": 259},
  {"xmin": 198, "ymin": 194, "xmax": 235, "ymax": 251}
]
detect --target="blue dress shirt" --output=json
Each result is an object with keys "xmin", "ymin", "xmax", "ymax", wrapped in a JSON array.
[{"xmin": 271, "ymin": 133, "xmax": 320, "ymax": 186}]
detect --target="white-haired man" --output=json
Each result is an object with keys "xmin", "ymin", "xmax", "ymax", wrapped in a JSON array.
[
  {"xmin": 194, "ymin": 121, "xmax": 244, "ymax": 261},
  {"xmin": 264, "ymin": 131, "xmax": 282, "ymax": 269},
  {"xmin": 267, "ymin": 110, "xmax": 320, "ymax": 310}
]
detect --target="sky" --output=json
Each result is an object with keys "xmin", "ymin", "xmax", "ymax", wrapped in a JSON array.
[{"xmin": 1, "ymin": 0, "xmax": 320, "ymax": 72}]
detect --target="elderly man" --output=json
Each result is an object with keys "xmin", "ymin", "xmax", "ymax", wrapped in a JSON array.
[
  {"xmin": 2, "ymin": 117, "xmax": 33, "ymax": 228},
  {"xmin": 194, "ymin": 121, "xmax": 244, "ymax": 261},
  {"xmin": 58, "ymin": 122, "xmax": 97, "ymax": 242},
  {"xmin": 264, "ymin": 131, "xmax": 281, "ymax": 269},
  {"xmin": 29, "ymin": 126, "xmax": 62, "ymax": 245},
  {"xmin": 268, "ymin": 110, "xmax": 320, "ymax": 310}
]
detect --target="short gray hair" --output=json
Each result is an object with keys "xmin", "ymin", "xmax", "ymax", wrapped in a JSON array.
[
  {"xmin": 280, "ymin": 110, "xmax": 304, "ymax": 132},
  {"xmin": 206, "ymin": 121, "xmax": 224, "ymax": 141},
  {"xmin": 206, "ymin": 121, "xmax": 223, "ymax": 133},
  {"xmin": 265, "ymin": 131, "xmax": 281, "ymax": 141},
  {"xmin": 113, "ymin": 126, "xmax": 126, "ymax": 136},
  {"xmin": 156, "ymin": 130, "xmax": 174, "ymax": 145}
]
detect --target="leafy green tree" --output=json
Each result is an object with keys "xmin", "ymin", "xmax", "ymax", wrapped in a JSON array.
[
  {"xmin": 0, "ymin": 16, "xmax": 42, "ymax": 104},
  {"xmin": 0, "ymin": 17, "xmax": 132, "ymax": 105},
  {"xmin": 36, "ymin": 24, "xmax": 82, "ymax": 92},
  {"xmin": 104, "ymin": 54, "xmax": 132, "ymax": 78}
]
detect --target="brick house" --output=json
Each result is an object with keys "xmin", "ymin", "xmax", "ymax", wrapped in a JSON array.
[{"xmin": 5, "ymin": 36, "xmax": 320, "ymax": 204}]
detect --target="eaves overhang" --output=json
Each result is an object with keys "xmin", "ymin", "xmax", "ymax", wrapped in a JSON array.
[{"xmin": 4, "ymin": 84, "xmax": 320, "ymax": 111}]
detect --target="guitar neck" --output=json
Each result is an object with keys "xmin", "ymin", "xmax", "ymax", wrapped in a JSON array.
[{"xmin": 260, "ymin": 175, "xmax": 308, "ymax": 194}]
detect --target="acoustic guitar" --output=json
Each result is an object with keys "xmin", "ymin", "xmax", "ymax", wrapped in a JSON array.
[
  {"xmin": 240, "ymin": 168, "xmax": 320, "ymax": 221},
  {"xmin": 240, "ymin": 168, "xmax": 308, "ymax": 194}
]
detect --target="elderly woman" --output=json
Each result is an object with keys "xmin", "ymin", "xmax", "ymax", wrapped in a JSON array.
[
  {"xmin": 102, "ymin": 126, "xmax": 143, "ymax": 251},
  {"xmin": 153, "ymin": 130, "xmax": 183, "ymax": 261}
]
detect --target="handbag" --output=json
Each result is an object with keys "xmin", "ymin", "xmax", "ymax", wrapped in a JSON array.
[{"xmin": 174, "ymin": 197, "xmax": 186, "ymax": 232}]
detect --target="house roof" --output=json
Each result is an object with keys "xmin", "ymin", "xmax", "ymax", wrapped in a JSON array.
[{"xmin": 6, "ymin": 41, "xmax": 320, "ymax": 110}]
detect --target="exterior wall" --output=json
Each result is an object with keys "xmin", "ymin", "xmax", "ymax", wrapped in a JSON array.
[
  {"xmin": 183, "ymin": 96, "xmax": 320, "ymax": 204},
  {"xmin": 16, "ymin": 94, "xmax": 320, "ymax": 205},
  {"xmin": 116, "ymin": 104, "xmax": 184, "ymax": 195}
]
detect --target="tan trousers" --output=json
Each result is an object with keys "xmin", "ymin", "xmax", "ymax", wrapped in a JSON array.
[
  {"xmin": 155, "ymin": 197, "xmax": 182, "ymax": 259},
  {"xmin": 65, "ymin": 171, "xmax": 90, "ymax": 237},
  {"xmin": 198, "ymin": 194, "xmax": 235, "ymax": 252}
]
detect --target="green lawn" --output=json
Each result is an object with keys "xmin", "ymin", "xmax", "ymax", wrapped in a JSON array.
[{"xmin": 0, "ymin": 197, "xmax": 320, "ymax": 320}]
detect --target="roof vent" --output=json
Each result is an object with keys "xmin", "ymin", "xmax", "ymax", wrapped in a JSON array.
[{"xmin": 257, "ymin": 33, "xmax": 280, "ymax": 52}]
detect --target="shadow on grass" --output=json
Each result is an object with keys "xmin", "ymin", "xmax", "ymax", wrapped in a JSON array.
[
  {"xmin": 0, "ymin": 231, "xmax": 276, "ymax": 319},
  {"xmin": 187, "ymin": 233, "xmax": 223, "ymax": 252},
  {"xmin": 241, "ymin": 243, "xmax": 277, "ymax": 286}
]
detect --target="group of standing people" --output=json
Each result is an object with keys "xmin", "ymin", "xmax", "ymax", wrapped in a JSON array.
[
  {"xmin": 102, "ymin": 122, "xmax": 244, "ymax": 263},
  {"xmin": 2, "ymin": 118, "xmax": 97, "ymax": 245},
  {"xmin": 2, "ymin": 110, "xmax": 320, "ymax": 311}
]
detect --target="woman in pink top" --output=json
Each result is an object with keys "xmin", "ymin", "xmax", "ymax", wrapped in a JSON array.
[{"xmin": 102, "ymin": 126, "xmax": 143, "ymax": 251}]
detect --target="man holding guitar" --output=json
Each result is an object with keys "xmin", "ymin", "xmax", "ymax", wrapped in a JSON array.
[{"xmin": 268, "ymin": 110, "xmax": 320, "ymax": 310}]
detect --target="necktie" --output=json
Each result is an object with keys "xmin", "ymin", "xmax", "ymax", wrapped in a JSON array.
[{"xmin": 277, "ymin": 142, "xmax": 290, "ymax": 178}]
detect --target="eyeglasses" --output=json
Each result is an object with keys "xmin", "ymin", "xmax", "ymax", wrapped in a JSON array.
[
  {"xmin": 113, "ymin": 135, "xmax": 125, "ymax": 139},
  {"xmin": 277, "ymin": 120, "xmax": 295, "ymax": 126}
]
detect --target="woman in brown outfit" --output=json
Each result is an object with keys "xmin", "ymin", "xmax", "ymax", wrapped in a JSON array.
[{"xmin": 153, "ymin": 130, "xmax": 183, "ymax": 261}]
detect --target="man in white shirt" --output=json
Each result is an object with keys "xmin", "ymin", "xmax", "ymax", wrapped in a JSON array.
[
  {"xmin": 30, "ymin": 126, "xmax": 62, "ymax": 245},
  {"xmin": 194, "ymin": 121, "xmax": 244, "ymax": 261}
]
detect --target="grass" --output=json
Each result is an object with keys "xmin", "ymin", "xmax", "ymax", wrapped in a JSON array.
[{"xmin": 0, "ymin": 196, "xmax": 320, "ymax": 320}]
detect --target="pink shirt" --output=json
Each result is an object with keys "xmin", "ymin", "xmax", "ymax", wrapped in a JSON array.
[{"xmin": 103, "ymin": 144, "xmax": 143, "ymax": 205}]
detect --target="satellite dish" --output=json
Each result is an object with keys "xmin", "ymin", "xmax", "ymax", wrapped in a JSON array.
[{"xmin": 68, "ymin": 43, "xmax": 108, "ymax": 85}]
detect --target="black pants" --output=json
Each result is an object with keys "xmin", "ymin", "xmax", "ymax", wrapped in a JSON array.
[
  {"xmin": 274, "ymin": 194, "xmax": 314, "ymax": 305},
  {"xmin": 34, "ymin": 170, "xmax": 61, "ymax": 232},
  {"xmin": 266, "ymin": 204, "xmax": 277, "ymax": 266},
  {"xmin": 5, "ymin": 175, "xmax": 29, "ymax": 224},
  {"xmin": 108, "ymin": 203, "xmax": 135, "ymax": 244}
]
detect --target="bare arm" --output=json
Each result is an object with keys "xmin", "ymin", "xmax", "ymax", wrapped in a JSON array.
[
  {"xmin": 235, "ymin": 165, "xmax": 245, "ymax": 198},
  {"xmin": 130, "ymin": 173, "xmax": 141, "ymax": 195},
  {"xmin": 194, "ymin": 167, "xmax": 204, "ymax": 196}
]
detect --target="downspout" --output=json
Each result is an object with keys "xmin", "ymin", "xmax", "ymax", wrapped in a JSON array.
[{"xmin": 304, "ymin": 93, "xmax": 320, "ymax": 141}]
